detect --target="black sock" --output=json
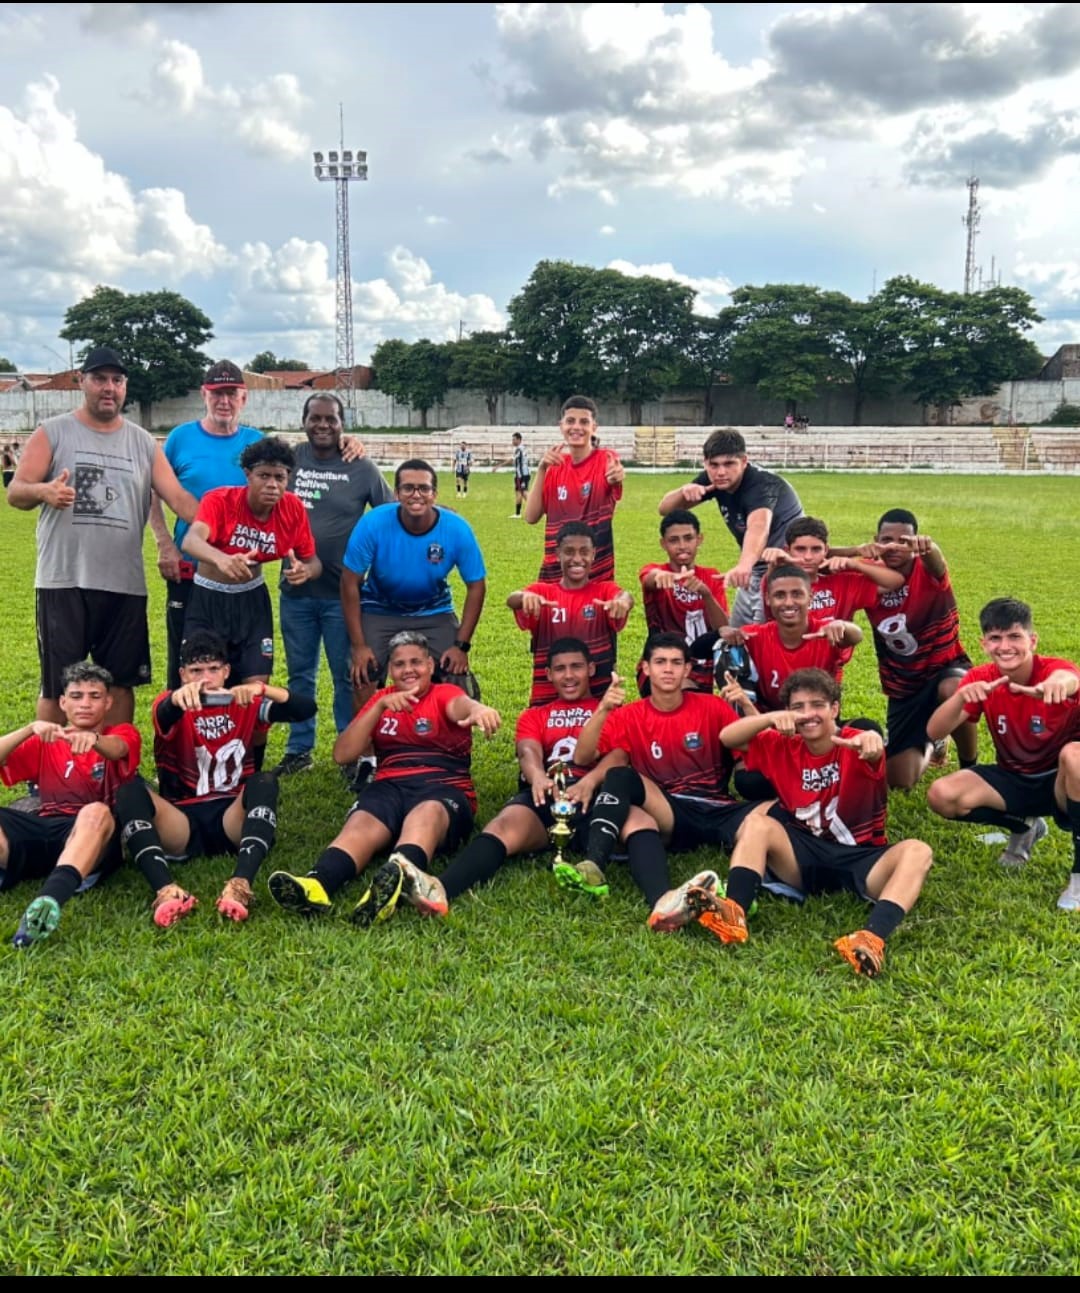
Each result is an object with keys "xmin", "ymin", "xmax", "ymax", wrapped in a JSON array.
[
  {"xmin": 955, "ymin": 806, "xmax": 1030, "ymax": 835},
  {"xmin": 440, "ymin": 834, "xmax": 507, "ymax": 901},
  {"xmin": 395, "ymin": 842, "xmax": 429, "ymax": 871},
  {"xmin": 515, "ymin": 502, "xmax": 522, "ymax": 516},
  {"xmin": 585, "ymin": 767, "xmax": 644, "ymax": 868},
  {"xmin": 959, "ymin": 757, "xmax": 977, "ymax": 770},
  {"xmin": 626, "ymin": 829, "xmax": 669, "ymax": 908},
  {"xmin": 1068, "ymin": 798, "xmax": 1080, "ymax": 874},
  {"xmin": 234, "ymin": 773, "xmax": 278, "ymax": 883},
  {"xmin": 37, "ymin": 864, "xmax": 82, "ymax": 909},
  {"xmin": 866, "ymin": 898, "xmax": 906, "ymax": 941},
  {"xmin": 116, "ymin": 780, "xmax": 172, "ymax": 894},
  {"xmin": 311, "ymin": 846, "xmax": 358, "ymax": 897},
  {"xmin": 725, "ymin": 865, "xmax": 761, "ymax": 915}
]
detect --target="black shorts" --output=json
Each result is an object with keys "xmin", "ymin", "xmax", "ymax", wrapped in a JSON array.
[
  {"xmin": 969, "ymin": 764, "xmax": 1068, "ymax": 829},
  {"xmin": 514, "ymin": 475, "xmax": 530, "ymax": 493},
  {"xmin": 0, "ymin": 807, "xmax": 123, "ymax": 888},
  {"xmin": 167, "ymin": 798, "xmax": 236, "ymax": 862},
  {"xmin": 456, "ymin": 469, "xmax": 470, "ymax": 481},
  {"xmin": 885, "ymin": 661, "xmax": 971, "ymax": 756},
  {"xmin": 765, "ymin": 804, "xmax": 887, "ymax": 901},
  {"xmin": 185, "ymin": 581, "xmax": 274, "ymax": 681},
  {"xmin": 36, "ymin": 588, "xmax": 151, "ymax": 697},
  {"xmin": 349, "ymin": 779, "xmax": 474, "ymax": 851},
  {"xmin": 664, "ymin": 793, "xmax": 757, "ymax": 853}
]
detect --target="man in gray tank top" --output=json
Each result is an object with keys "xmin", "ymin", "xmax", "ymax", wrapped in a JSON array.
[{"xmin": 7, "ymin": 348, "xmax": 197, "ymax": 726}]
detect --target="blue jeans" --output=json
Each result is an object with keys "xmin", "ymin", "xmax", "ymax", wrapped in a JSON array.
[{"xmin": 279, "ymin": 594, "xmax": 354, "ymax": 755}]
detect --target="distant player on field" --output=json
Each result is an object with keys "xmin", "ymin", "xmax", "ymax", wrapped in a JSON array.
[
  {"xmin": 454, "ymin": 442, "xmax": 473, "ymax": 498},
  {"xmin": 927, "ymin": 597, "xmax": 1080, "ymax": 907}
]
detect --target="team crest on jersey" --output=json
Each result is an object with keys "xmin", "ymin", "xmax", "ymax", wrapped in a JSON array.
[
  {"xmin": 1030, "ymin": 714, "xmax": 1045, "ymax": 734},
  {"xmin": 90, "ymin": 762, "xmax": 105, "ymax": 780},
  {"xmin": 261, "ymin": 638, "xmax": 273, "ymax": 656},
  {"xmin": 427, "ymin": 543, "xmax": 444, "ymax": 564},
  {"xmin": 582, "ymin": 604, "xmax": 596, "ymax": 619},
  {"xmin": 684, "ymin": 731, "xmax": 702, "ymax": 750},
  {"xmin": 414, "ymin": 717, "xmax": 433, "ymax": 735},
  {"xmin": 581, "ymin": 482, "xmax": 591, "ymax": 497}
]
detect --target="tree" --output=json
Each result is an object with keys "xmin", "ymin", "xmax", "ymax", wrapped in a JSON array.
[
  {"xmin": 675, "ymin": 314, "xmax": 734, "ymax": 424},
  {"xmin": 249, "ymin": 351, "xmax": 313, "ymax": 373},
  {"xmin": 825, "ymin": 297, "xmax": 911, "ymax": 426},
  {"xmin": 725, "ymin": 284, "xmax": 848, "ymax": 415},
  {"xmin": 507, "ymin": 261, "xmax": 615, "ymax": 404},
  {"xmin": 590, "ymin": 271, "xmax": 695, "ymax": 424},
  {"xmin": 447, "ymin": 331, "xmax": 517, "ymax": 423},
  {"xmin": 0, "ymin": 356, "xmax": 15, "ymax": 373},
  {"xmin": 60, "ymin": 286, "xmax": 213, "ymax": 426},
  {"xmin": 371, "ymin": 338, "xmax": 451, "ymax": 428},
  {"xmin": 874, "ymin": 277, "xmax": 1044, "ymax": 422}
]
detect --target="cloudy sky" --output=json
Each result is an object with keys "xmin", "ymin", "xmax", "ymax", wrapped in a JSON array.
[{"xmin": 2, "ymin": 2, "xmax": 1079, "ymax": 372}]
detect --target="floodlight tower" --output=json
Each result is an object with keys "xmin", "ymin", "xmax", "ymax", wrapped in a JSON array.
[
  {"xmin": 313, "ymin": 107, "xmax": 368, "ymax": 418},
  {"xmin": 962, "ymin": 175, "xmax": 980, "ymax": 295}
]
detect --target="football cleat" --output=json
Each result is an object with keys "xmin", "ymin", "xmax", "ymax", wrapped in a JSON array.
[
  {"xmin": 834, "ymin": 929, "xmax": 886, "ymax": 978},
  {"xmin": 697, "ymin": 897, "xmax": 749, "ymax": 945},
  {"xmin": 350, "ymin": 858, "xmax": 406, "ymax": 927},
  {"xmin": 648, "ymin": 870, "xmax": 720, "ymax": 932},
  {"xmin": 268, "ymin": 871, "xmax": 332, "ymax": 917},
  {"xmin": 217, "ymin": 876, "xmax": 254, "ymax": 923},
  {"xmin": 553, "ymin": 858, "xmax": 609, "ymax": 899},
  {"xmin": 12, "ymin": 895, "xmax": 62, "ymax": 949},
  {"xmin": 152, "ymin": 885, "xmax": 198, "ymax": 928},
  {"xmin": 996, "ymin": 817, "xmax": 1048, "ymax": 869},
  {"xmin": 397, "ymin": 856, "xmax": 449, "ymax": 918},
  {"xmin": 1056, "ymin": 874, "xmax": 1080, "ymax": 912}
]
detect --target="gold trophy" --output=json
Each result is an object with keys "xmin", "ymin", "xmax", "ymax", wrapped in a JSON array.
[{"xmin": 547, "ymin": 760, "xmax": 576, "ymax": 868}]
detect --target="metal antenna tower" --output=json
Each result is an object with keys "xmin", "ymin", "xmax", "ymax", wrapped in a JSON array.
[
  {"xmin": 962, "ymin": 175, "xmax": 980, "ymax": 294},
  {"xmin": 313, "ymin": 106, "xmax": 368, "ymax": 418}
]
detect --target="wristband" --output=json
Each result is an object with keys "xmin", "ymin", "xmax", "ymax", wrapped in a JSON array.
[{"xmin": 453, "ymin": 639, "xmax": 471, "ymax": 653}]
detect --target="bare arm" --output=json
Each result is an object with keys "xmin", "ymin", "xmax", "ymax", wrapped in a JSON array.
[
  {"xmin": 658, "ymin": 479, "xmax": 713, "ymax": 515},
  {"xmin": 149, "ymin": 492, "xmax": 184, "ymax": 580},
  {"xmin": 6, "ymin": 427, "xmax": 75, "ymax": 511},
  {"xmin": 441, "ymin": 578, "xmax": 486, "ymax": 676},
  {"xmin": 341, "ymin": 568, "xmax": 376, "ymax": 687},
  {"xmin": 151, "ymin": 446, "xmax": 198, "ymax": 523},
  {"xmin": 524, "ymin": 445, "xmax": 561, "ymax": 524}
]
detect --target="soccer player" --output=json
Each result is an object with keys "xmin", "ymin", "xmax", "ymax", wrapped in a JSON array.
[
  {"xmin": 181, "ymin": 437, "xmax": 320, "ymax": 686},
  {"xmin": 114, "ymin": 631, "xmax": 316, "ymax": 926},
  {"xmin": 352, "ymin": 638, "xmax": 626, "ymax": 922},
  {"xmin": 508, "ymin": 522, "xmax": 632, "ymax": 705},
  {"xmin": 524, "ymin": 396, "xmax": 624, "ymax": 583},
  {"xmin": 563, "ymin": 632, "xmax": 761, "ymax": 929},
  {"xmin": 267, "ymin": 630, "xmax": 501, "ymax": 923},
  {"xmin": 721, "ymin": 565, "xmax": 862, "ymax": 711},
  {"xmin": 760, "ymin": 516, "xmax": 904, "ymax": 620},
  {"xmin": 926, "ymin": 597, "xmax": 1080, "ymax": 907},
  {"xmin": 703, "ymin": 668, "xmax": 933, "ymax": 979},
  {"xmin": 509, "ymin": 431, "xmax": 530, "ymax": 518},
  {"xmin": 853, "ymin": 509, "xmax": 977, "ymax": 790},
  {"xmin": 0, "ymin": 663, "xmax": 140, "ymax": 948},
  {"xmin": 638, "ymin": 509, "xmax": 729, "ymax": 693},
  {"xmin": 454, "ymin": 442, "xmax": 473, "ymax": 497},
  {"xmin": 658, "ymin": 428, "xmax": 803, "ymax": 625}
]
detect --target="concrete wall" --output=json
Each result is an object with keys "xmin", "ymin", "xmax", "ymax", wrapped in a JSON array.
[{"xmin": 3, "ymin": 377, "xmax": 1080, "ymax": 435}]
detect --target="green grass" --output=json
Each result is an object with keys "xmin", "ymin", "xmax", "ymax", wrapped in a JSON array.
[{"xmin": 1, "ymin": 472, "xmax": 1079, "ymax": 1274}]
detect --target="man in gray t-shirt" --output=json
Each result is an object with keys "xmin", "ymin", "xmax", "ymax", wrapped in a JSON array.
[
  {"xmin": 6, "ymin": 347, "xmax": 197, "ymax": 725},
  {"xmin": 273, "ymin": 393, "xmax": 393, "ymax": 776}
]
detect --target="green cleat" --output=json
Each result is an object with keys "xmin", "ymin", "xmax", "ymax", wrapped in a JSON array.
[
  {"xmin": 351, "ymin": 858, "xmax": 406, "ymax": 927},
  {"xmin": 553, "ymin": 858, "xmax": 609, "ymax": 899},
  {"xmin": 268, "ymin": 871, "xmax": 332, "ymax": 917},
  {"xmin": 13, "ymin": 895, "xmax": 62, "ymax": 949}
]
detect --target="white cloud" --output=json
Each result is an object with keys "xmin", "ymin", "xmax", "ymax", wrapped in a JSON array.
[
  {"xmin": 424, "ymin": 214, "xmax": 449, "ymax": 226},
  {"xmin": 1014, "ymin": 256, "xmax": 1080, "ymax": 306},
  {"xmin": 599, "ymin": 224, "xmax": 616, "ymax": 235},
  {"xmin": 0, "ymin": 76, "xmax": 228, "ymax": 316},
  {"xmin": 143, "ymin": 40, "xmax": 310, "ymax": 160},
  {"xmin": 223, "ymin": 243, "xmax": 504, "ymax": 365},
  {"xmin": 606, "ymin": 258, "xmax": 734, "ymax": 314}
]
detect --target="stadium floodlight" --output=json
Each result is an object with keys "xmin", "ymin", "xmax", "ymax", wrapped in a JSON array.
[{"xmin": 313, "ymin": 110, "xmax": 369, "ymax": 421}]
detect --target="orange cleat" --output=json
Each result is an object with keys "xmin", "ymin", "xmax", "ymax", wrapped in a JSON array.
[
  {"xmin": 697, "ymin": 897, "xmax": 749, "ymax": 945},
  {"xmin": 833, "ymin": 929, "xmax": 885, "ymax": 978}
]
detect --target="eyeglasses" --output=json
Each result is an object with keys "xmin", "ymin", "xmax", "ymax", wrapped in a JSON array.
[{"xmin": 397, "ymin": 483, "xmax": 435, "ymax": 496}]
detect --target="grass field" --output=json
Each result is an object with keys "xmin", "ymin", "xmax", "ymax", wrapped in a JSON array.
[{"xmin": 1, "ymin": 470, "xmax": 1079, "ymax": 1275}]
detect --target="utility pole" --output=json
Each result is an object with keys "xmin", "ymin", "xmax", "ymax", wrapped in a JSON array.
[
  {"xmin": 962, "ymin": 176, "xmax": 980, "ymax": 295},
  {"xmin": 313, "ymin": 107, "xmax": 368, "ymax": 423}
]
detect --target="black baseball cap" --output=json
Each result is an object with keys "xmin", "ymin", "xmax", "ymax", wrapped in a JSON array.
[
  {"xmin": 80, "ymin": 347, "xmax": 128, "ymax": 375},
  {"xmin": 203, "ymin": 360, "xmax": 245, "ymax": 389}
]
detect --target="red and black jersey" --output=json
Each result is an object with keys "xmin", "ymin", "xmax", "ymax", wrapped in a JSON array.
[
  {"xmin": 961, "ymin": 656, "xmax": 1080, "ymax": 774},
  {"xmin": 865, "ymin": 560, "xmax": 968, "ymax": 699},
  {"xmin": 740, "ymin": 616, "xmax": 854, "ymax": 711},
  {"xmin": 194, "ymin": 487, "xmax": 316, "ymax": 565},
  {"xmin": 514, "ymin": 578, "xmax": 626, "ymax": 705},
  {"xmin": 742, "ymin": 726, "xmax": 888, "ymax": 846},
  {"xmin": 153, "ymin": 692, "xmax": 272, "ymax": 804},
  {"xmin": 537, "ymin": 449, "xmax": 622, "ymax": 583},
  {"xmin": 639, "ymin": 563, "xmax": 728, "ymax": 692},
  {"xmin": 598, "ymin": 691, "xmax": 739, "ymax": 800},
  {"xmin": 515, "ymin": 697, "xmax": 600, "ymax": 779},
  {"xmin": 1, "ymin": 725, "xmax": 140, "ymax": 817},
  {"xmin": 361, "ymin": 682, "xmax": 477, "ymax": 811}
]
